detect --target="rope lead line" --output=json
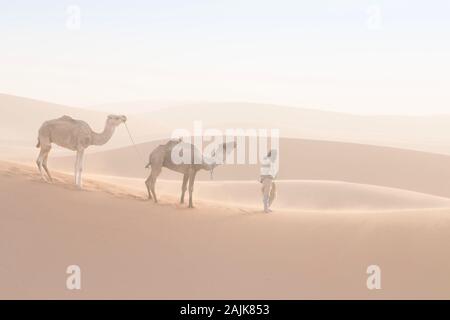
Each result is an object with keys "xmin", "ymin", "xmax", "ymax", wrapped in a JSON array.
[{"xmin": 124, "ymin": 122, "xmax": 146, "ymax": 166}]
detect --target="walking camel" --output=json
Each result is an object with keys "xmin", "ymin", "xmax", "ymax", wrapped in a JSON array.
[
  {"xmin": 145, "ymin": 139, "xmax": 236, "ymax": 208},
  {"xmin": 36, "ymin": 114, "xmax": 127, "ymax": 187}
]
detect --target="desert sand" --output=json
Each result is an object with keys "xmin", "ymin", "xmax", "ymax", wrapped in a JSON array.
[
  {"xmin": 2, "ymin": 93, "xmax": 450, "ymax": 300},
  {"xmin": 1, "ymin": 161, "xmax": 450, "ymax": 299}
]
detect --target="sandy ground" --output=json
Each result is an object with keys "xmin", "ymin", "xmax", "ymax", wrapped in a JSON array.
[
  {"xmin": 1, "ymin": 161, "xmax": 450, "ymax": 299},
  {"xmin": 2, "ymin": 93, "xmax": 450, "ymax": 300}
]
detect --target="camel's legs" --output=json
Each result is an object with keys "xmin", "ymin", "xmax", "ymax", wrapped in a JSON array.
[
  {"xmin": 148, "ymin": 167, "xmax": 161, "ymax": 203},
  {"xmin": 78, "ymin": 149, "xmax": 85, "ymax": 188},
  {"xmin": 36, "ymin": 148, "xmax": 47, "ymax": 181},
  {"xmin": 36, "ymin": 145, "xmax": 51, "ymax": 181},
  {"xmin": 74, "ymin": 151, "xmax": 80, "ymax": 186},
  {"xmin": 145, "ymin": 174, "xmax": 153, "ymax": 200},
  {"xmin": 188, "ymin": 169, "xmax": 197, "ymax": 208},
  {"xmin": 74, "ymin": 149, "xmax": 85, "ymax": 188},
  {"xmin": 42, "ymin": 147, "xmax": 53, "ymax": 182},
  {"xmin": 180, "ymin": 173, "xmax": 189, "ymax": 204}
]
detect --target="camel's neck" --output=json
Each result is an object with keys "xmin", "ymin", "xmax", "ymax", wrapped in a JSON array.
[{"xmin": 92, "ymin": 121, "xmax": 116, "ymax": 146}]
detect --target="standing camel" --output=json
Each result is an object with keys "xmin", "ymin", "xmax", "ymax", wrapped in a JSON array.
[
  {"xmin": 36, "ymin": 114, "xmax": 127, "ymax": 187},
  {"xmin": 145, "ymin": 139, "xmax": 236, "ymax": 208}
]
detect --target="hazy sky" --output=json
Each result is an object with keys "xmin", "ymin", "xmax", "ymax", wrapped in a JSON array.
[{"xmin": 1, "ymin": 0, "xmax": 450, "ymax": 114}]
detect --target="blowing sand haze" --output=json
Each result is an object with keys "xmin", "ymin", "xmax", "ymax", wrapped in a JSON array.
[{"xmin": 1, "ymin": 1, "xmax": 450, "ymax": 310}]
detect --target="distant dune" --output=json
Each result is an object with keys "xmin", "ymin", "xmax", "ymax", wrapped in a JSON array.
[
  {"xmin": 0, "ymin": 94, "xmax": 172, "ymax": 159},
  {"xmin": 1, "ymin": 161, "xmax": 450, "ymax": 299},
  {"xmin": 50, "ymin": 137, "xmax": 450, "ymax": 199},
  {"xmin": 0, "ymin": 93, "xmax": 105, "ymax": 145},
  {"xmin": 0, "ymin": 94, "xmax": 109, "ymax": 160},
  {"xmin": 3, "ymin": 94, "xmax": 450, "ymax": 160},
  {"xmin": 88, "ymin": 100, "xmax": 189, "ymax": 114}
]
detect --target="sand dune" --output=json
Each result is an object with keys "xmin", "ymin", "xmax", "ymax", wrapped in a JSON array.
[
  {"xmin": 1, "ymin": 161, "xmax": 450, "ymax": 299},
  {"xmin": 3, "ymin": 94, "xmax": 450, "ymax": 160},
  {"xmin": 89, "ymin": 175, "xmax": 450, "ymax": 211},
  {"xmin": 5, "ymin": 160, "xmax": 450, "ymax": 211},
  {"xmin": 50, "ymin": 137, "xmax": 450, "ymax": 199},
  {"xmin": 91, "ymin": 101, "xmax": 450, "ymax": 155},
  {"xmin": 88, "ymin": 100, "xmax": 189, "ymax": 114},
  {"xmin": 4, "ymin": 92, "xmax": 450, "ymax": 200},
  {"xmin": 3, "ymin": 94, "xmax": 450, "ymax": 299},
  {"xmin": 0, "ymin": 94, "xmax": 108, "ymax": 160},
  {"xmin": 1, "ymin": 93, "xmax": 105, "ymax": 145},
  {"xmin": 0, "ymin": 94, "xmax": 168, "ymax": 159}
]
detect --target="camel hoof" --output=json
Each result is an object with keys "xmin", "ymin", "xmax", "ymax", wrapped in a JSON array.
[{"xmin": 41, "ymin": 176, "xmax": 52, "ymax": 183}]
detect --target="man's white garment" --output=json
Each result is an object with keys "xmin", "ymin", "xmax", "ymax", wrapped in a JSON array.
[{"xmin": 260, "ymin": 156, "xmax": 277, "ymax": 178}]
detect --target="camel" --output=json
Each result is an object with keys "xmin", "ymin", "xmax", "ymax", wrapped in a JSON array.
[
  {"xmin": 145, "ymin": 139, "xmax": 236, "ymax": 208},
  {"xmin": 36, "ymin": 114, "xmax": 127, "ymax": 187}
]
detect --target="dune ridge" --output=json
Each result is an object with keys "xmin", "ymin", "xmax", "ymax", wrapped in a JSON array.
[
  {"xmin": 89, "ymin": 175, "xmax": 450, "ymax": 212},
  {"xmin": 2, "ymin": 160, "xmax": 450, "ymax": 212}
]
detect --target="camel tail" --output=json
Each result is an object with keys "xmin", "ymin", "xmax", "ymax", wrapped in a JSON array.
[
  {"xmin": 269, "ymin": 181, "xmax": 276, "ymax": 206},
  {"xmin": 145, "ymin": 159, "xmax": 151, "ymax": 169},
  {"xmin": 36, "ymin": 138, "xmax": 40, "ymax": 148}
]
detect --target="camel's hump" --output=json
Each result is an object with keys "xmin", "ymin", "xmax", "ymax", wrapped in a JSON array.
[
  {"xmin": 59, "ymin": 115, "xmax": 75, "ymax": 121},
  {"xmin": 55, "ymin": 115, "xmax": 84, "ymax": 125}
]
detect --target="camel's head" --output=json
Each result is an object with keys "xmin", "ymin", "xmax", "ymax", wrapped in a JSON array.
[
  {"xmin": 267, "ymin": 149, "xmax": 278, "ymax": 161},
  {"xmin": 107, "ymin": 114, "xmax": 127, "ymax": 126},
  {"xmin": 222, "ymin": 141, "xmax": 237, "ymax": 153},
  {"xmin": 166, "ymin": 137, "xmax": 183, "ymax": 147},
  {"xmin": 207, "ymin": 141, "xmax": 237, "ymax": 179}
]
